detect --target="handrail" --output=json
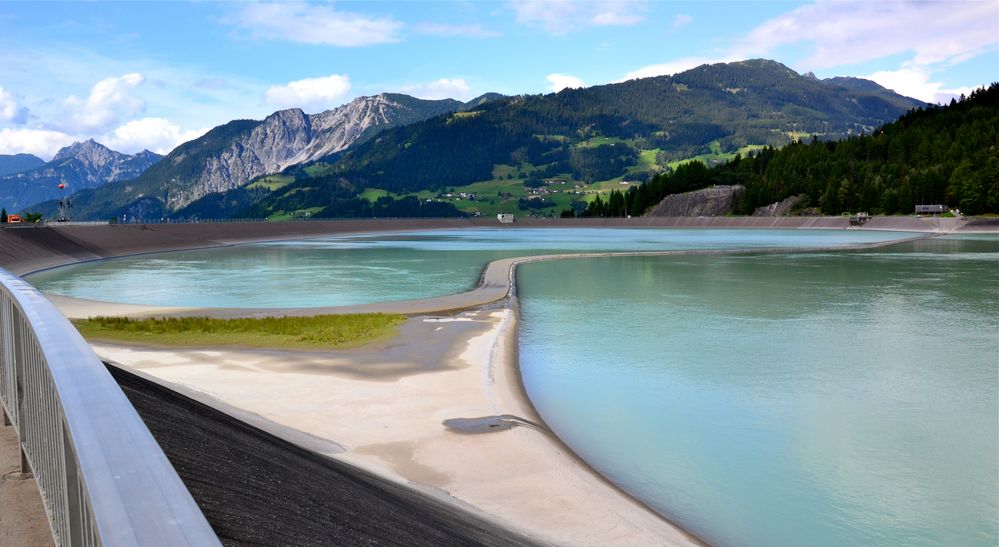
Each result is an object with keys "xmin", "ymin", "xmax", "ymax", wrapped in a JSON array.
[{"xmin": 0, "ymin": 268, "xmax": 219, "ymax": 546}]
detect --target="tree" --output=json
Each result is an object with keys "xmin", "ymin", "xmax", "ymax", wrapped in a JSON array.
[{"xmin": 0, "ymin": 208, "xmax": 6, "ymax": 223}]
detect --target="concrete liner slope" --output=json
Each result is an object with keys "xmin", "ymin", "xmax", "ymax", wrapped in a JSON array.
[{"xmin": 107, "ymin": 364, "xmax": 535, "ymax": 546}]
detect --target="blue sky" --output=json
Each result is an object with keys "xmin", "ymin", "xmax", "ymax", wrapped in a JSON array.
[{"xmin": 0, "ymin": 1, "xmax": 995, "ymax": 159}]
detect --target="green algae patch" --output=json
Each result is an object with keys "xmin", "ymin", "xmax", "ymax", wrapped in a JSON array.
[{"xmin": 73, "ymin": 314, "xmax": 406, "ymax": 350}]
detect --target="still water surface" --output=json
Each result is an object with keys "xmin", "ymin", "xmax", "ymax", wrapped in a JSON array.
[
  {"xmin": 518, "ymin": 235, "xmax": 998, "ymax": 546},
  {"xmin": 28, "ymin": 228, "xmax": 912, "ymax": 307}
]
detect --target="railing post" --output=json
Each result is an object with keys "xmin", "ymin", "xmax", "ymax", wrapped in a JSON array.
[
  {"xmin": 63, "ymin": 426, "xmax": 83, "ymax": 546},
  {"xmin": 19, "ymin": 443, "xmax": 31, "ymax": 476},
  {"xmin": 12, "ymin": 315, "xmax": 25, "ymax": 448}
]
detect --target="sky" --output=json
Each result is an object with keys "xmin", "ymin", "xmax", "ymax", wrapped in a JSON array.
[{"xmin": 0, "ymin": 0, "xmax": 995, "ymax": 160}]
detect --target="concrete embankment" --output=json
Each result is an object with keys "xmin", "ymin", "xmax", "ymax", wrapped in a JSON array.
[{"xmin": 1, "ymin": 216, "xmax": 992, "ymax": 277}]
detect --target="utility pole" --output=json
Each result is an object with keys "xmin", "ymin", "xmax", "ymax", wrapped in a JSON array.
[{"xmin": 57, "ymin": 182, "xmax": 71, "ymax": 222}]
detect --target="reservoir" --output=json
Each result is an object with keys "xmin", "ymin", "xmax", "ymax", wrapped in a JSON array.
[
  {"xmin": 28, "ymin": 227, "xmax": 913, "ymax": 308},
  {"xmin": 25, "ymin": 228, "xmax": 996, "ymax": 545},
  {"xmin": 518, "ymin": 234, "xmax": 998, "ymax": 546}
]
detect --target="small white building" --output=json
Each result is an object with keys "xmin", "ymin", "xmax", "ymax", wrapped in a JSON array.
[
  {"xmin": 497, "ymin": 213, "xmax": 515, "ymax": 224},
  {"xmin": 915, "ymin": 204, "xmax": 946, "ymax": 214}
]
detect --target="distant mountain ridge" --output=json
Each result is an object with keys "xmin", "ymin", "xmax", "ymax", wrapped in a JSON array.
[
  {"xmin": 0, "ymin": 140, "xmax": 161, "ymax": 212},
  {"xmin": 39, "ymin": 60, "xmax": 927, "ymax": 220},
  {"xmin": 47, "ymin": 93, "xmax": 494, "ymax": 219},
  {"xmin": 0, "ymin": 153, "xmax": 44, "ymax": 177},
  {"xmin": 231, "ymin": 59, "xmax": 926, "ymax": 220}
]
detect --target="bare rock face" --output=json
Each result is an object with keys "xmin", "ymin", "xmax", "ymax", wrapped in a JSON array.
[
  {"xmin": 197, "ymin": 109, "xmax": 313, "ymax": 199},
  {"xmin": 178, "ymin": 94, "xmax": 461, "ymax": 207},
  {"xmin": 753, "ymin": 194, "xmax": 806, "ymax": 216},
  {"xmin": 284, "ymin": 94, "xmax": 458, "ymax": 168},
  {"xmin": 649, "ymin": 185, "xmax": 745, "ymax": 217}
]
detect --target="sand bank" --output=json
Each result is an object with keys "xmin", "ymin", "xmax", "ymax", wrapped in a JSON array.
[{"xmin": 90, "ymin": 307, "xmax": 699, "ymax": 545}]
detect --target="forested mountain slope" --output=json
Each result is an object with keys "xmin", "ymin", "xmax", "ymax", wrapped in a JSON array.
[
  {"xmin": 0, "ymin": 153, "xmax": 44, "ymax": 177},
  {"xmin": 233, "ymin": 59, "xmax": 923, "ymax": 220},
  {"xmin": 591, "ymin": 83, "xmax": 998, "ymax": 217}
]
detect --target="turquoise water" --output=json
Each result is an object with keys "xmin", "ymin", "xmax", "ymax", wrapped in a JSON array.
[
  {"xmin": 26, "ymin": 228, "xmax": 912, "ymax": 307},
  {"xmin": 517, "ymin": 235, "xmax": 999, "ymax": 546}
]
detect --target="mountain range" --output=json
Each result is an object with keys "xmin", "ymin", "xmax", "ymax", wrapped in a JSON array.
[
  {"xmin": 27, "ymin": 60, "xmax": 926, "ymax": 221},
  {"xmin": 0, "ymin": 153, "xmax": 44, "ymax": 177},
  {"xmin": 0, "ymin": 140, "xmax": 161, "ymax": 212},
  {"xmin": 224, "ymin": 59, "xmax": 926, "ymax": 220},
  {"xmin": 35, "ymin": 93, "xmax": 495, "ymax": 220}
]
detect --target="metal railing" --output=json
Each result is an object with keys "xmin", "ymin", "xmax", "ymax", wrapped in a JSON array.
[
  {"xmin": 0, "ymin": 268, "xmax": 219, "ymax": 546},
  {"xmin": 1, "ymin": 216, "xmax": 478, "ymax": 228}
]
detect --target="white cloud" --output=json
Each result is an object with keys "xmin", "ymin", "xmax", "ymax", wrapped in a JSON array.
[
  {"xmin": 621, "ymin": 1, "xmax": 997, "ymax": 95},
  {"xmin": 547, "ymin": 73, "xmax": 585, "ymax": 92},
  {"xmin": 0, "ymin": 117, "xmax": 208, "ymax": 160},
  {"xmin": 413, "ymin": 23, "xmax": 501, "ymax": 38},
  {"xmin": 0, "ymin": 44, "xmax": 277, "ymax": 142},
  {"xmin": 62, "ymin": 73, "xmax": 146, "ymax": 133},
  {"xmin": 232, "ymin": 2, "xmax": 403, "ymax": 47},
  {"xmin": 0, "ymin": 128, "xmax": 78, "ymax": 160},
  {"xmin": 867, "ymin": 65, "xmax": 979, "ymax": 104},
  {"xmin": 670, "ymin": 14, "xmax": 692, "ymax": 31},
  {"xmin": 510, "ymin": 0, "xmax": 646, "ymax": 35},
  {"xmin": 0, "ymin": 86, "xmax": 29, "ymax": 124},
  {"xmin": 591, "ymin": 9, "xmax": 643, "ymax": 26},
  {"xmin": 733, "ymin": 0, "xmax": 997, "ymax": 70},
  {"xmin": 622, "ymin": 56, "xmax": 728, "ymax": 81},
  {"xmin": 102, "ymin": 117, "xmax": 209, "ymax": 155},
  {"xmin": 265, "ymin": 74, "xmax": 352, "ymax": 112},
  {"xmin": 399, "ymin": 78, "xmax": 473, "ymax": 101}
]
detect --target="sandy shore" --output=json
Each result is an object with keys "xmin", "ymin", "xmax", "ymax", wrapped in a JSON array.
[{"xmin": 90, "ymin": 307, "xmax": 699, "ymax": 546}]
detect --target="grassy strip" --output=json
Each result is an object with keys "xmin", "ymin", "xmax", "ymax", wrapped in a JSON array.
[{"xmin": 72, "ymin": 313, "xmax": 407, "ymax": 350}]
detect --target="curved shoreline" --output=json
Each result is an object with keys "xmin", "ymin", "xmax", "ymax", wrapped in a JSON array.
[
  {"xmin": 41, "ymin": 231, "xmax": 933, "ymax": 320},
  {"xmin": 500, "ymin": 297, "xmax": 711, "ymax": 545}
]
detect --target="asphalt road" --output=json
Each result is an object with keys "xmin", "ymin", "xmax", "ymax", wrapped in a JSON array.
[{"xmin": 108, "ymin": 365, "xmax": 538, "ymax": 547}]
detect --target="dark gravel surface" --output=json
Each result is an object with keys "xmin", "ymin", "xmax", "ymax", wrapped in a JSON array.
[{"xmin": 107, "ymin": 365, "xmax": 538, "ymax": 547}]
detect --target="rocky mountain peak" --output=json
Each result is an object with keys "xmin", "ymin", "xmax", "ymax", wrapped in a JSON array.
[
  {"xmin": 264, "ymin": 107, "xmax": 309, "ymax": 125},
  {"xmin": 52, "ymin": 138, "xmax": 123, "ymax": 173},
  {"xmin": 281, "ymin": 93, "xmax": 462, "ymax": 169},
  {"xmin": 53, "ymin": 138, "xmax": 111, "ymax": 160},
  {"xmin": 1, "ymin": 139, "xmax": 162, "ymax": 211}
]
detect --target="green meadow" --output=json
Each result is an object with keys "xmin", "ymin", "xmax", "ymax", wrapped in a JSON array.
[{"xmin": 74, "ymin": 313, "xmax": 406, "ymax": 350}]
